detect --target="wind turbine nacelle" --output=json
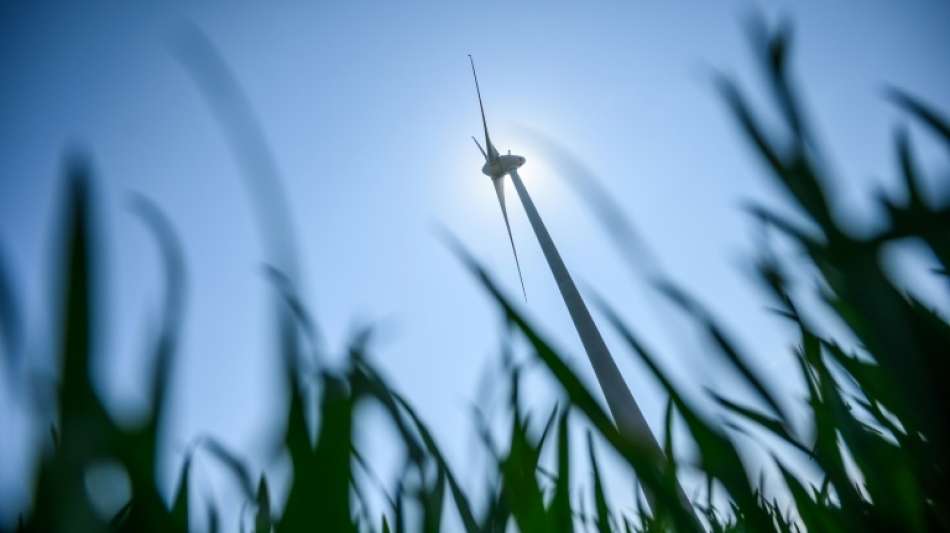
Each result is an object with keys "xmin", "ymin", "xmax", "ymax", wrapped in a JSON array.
[{"xmin": 482, "ymin": 154, "xmax": 526, "ymax": 179}]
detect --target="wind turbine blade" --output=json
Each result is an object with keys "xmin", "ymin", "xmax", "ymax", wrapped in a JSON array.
[
  {"xmin": 468, "ymin": 55, "xmax": 499, "ymax": 161},
  {"xmin": 493, "ymin": 177, "xmax": 527, "ymax": 300},
  {"xmin": 471, "ymin": 136, "xmax": 487, "ymax": 160}
]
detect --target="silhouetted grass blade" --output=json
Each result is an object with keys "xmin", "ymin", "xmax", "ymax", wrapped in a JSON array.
[
  {"xmin": 28, "ymin": 159, "xmax": 116, "ymax": 533},
  {"xmin": 587, "ymin": 431, "xmax": 612, "ymax": 533},
  {"xmin": 549, "ymin": 410, "xmax": 573, "ymax": 533},
  {"xmin": 654, "ymin": 281, "xmax": 786, "ymax": 421},
  {"xmin": 0, "ymin": 243, "xmax": 23, "ymax": 383},
  {"xmin": 255, "ymin": 475, "xmax": 272, "ymax": 533},
  {"xmin": 197, "ymin": 437, "xmax": 257, "ymax": 502},
  {"xmin": 887, "ymin": 88, "xmax": 950, "ymax": 146},
  {"xmin": 595, "ymin": 295, "xmax": 773, "ymax": 533}
]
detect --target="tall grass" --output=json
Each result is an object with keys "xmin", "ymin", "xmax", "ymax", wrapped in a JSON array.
[{"xmin": 3, "ymin": 22, "xmax": 950, "ymax": 533}]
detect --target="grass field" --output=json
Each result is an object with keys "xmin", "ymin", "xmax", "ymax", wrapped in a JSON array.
[{"xmin": 4, "ymin": 22, "xmax": 950, "ymax": 533}]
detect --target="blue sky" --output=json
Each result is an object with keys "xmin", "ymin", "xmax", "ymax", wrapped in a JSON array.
[{"xmin": 2, "ymin": 0, "xmax": 949, "ymax": 527}]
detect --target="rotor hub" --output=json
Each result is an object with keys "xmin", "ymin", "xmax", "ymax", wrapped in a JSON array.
[{"xmin": 482, "ymin": 154, "xmax": 526, "ymax": 178}]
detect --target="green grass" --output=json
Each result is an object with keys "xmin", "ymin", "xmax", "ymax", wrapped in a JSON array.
[{"xmin": 4, "ymin": 21, "xmax": 950, "ymax": 533}]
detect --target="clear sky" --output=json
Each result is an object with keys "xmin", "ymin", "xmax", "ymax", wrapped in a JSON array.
[{"xmin": 2, "ymin": 0, "xmax": 949, "ymax": 528}]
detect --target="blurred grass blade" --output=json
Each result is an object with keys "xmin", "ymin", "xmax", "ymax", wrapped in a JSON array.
[
  {"xmin": 549, "ymin": 410, "xmax": 573, "ymax": 533},
  {"xmin": 29, "ymin": 159, "xmax": 116, "ymax": 533},
  {"xmin": 500, "ymin": 394, "xmax": 549, "ymax": 532},
  {"xmin": 716, "ymin": 72, "xmax": 834, "ymax": 231},
  {"xmin": 173, "ymin": 24, "xmax": 300, "ymax": 281},
  {"xmin": 129, "ymin": 194, "xmax": 186, "ymax": 425},
  {"xmin": 887, "ymin": 88, "xmax": 950, "ymax": 145},
  {"xmin": 0, "ymin": 243, "xmax": 23, "ymax": 381},
  {"xmin": 586, "ymin": 431, "xmax": 611, "ymax": 533},
  {"xmin": 894, "ymin": 127, "xmax": 924, "ymax": 207},
  {"xmin": 170, "ymin": 453, "xmax": 192, "ymax": 531},
  {"xmin": 595, "ymin": 294, "xmax": 774, "ymax": 532},
  {"xmin": 709, "ymin": 392, "xmax": 811, "ymax": 458},
  {"xmin": 392, "ymin": 393, "xmax": 479, "ymax": 533},
  {"xmin": 656, "ymin": 281, "xmax": 786, "ymax": 420},
  {"xmin": 255, "ymin": 475, "xmax": 271, "ymax": 533},
  {"xmin": 197, "ymin": 437, "xmax": 257, "ymax": 503}
]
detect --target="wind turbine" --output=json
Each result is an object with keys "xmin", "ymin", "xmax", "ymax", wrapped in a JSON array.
[
  {"xmin": 469, "ymin": 57, "xmax": 528, "ymax": 301},
  {"xmin": 468, "ymin": 55, "xmax": 692, "ymax": 514}
]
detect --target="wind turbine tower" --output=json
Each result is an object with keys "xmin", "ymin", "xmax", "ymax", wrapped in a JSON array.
[{"xmin": 468, "ymin": 56, "xmax": 691, "ymax": 513}]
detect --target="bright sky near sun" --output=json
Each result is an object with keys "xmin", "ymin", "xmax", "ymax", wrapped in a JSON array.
[{"xmin": 2, "ymin": 0, "xmax": 949, "ymax": 527}]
